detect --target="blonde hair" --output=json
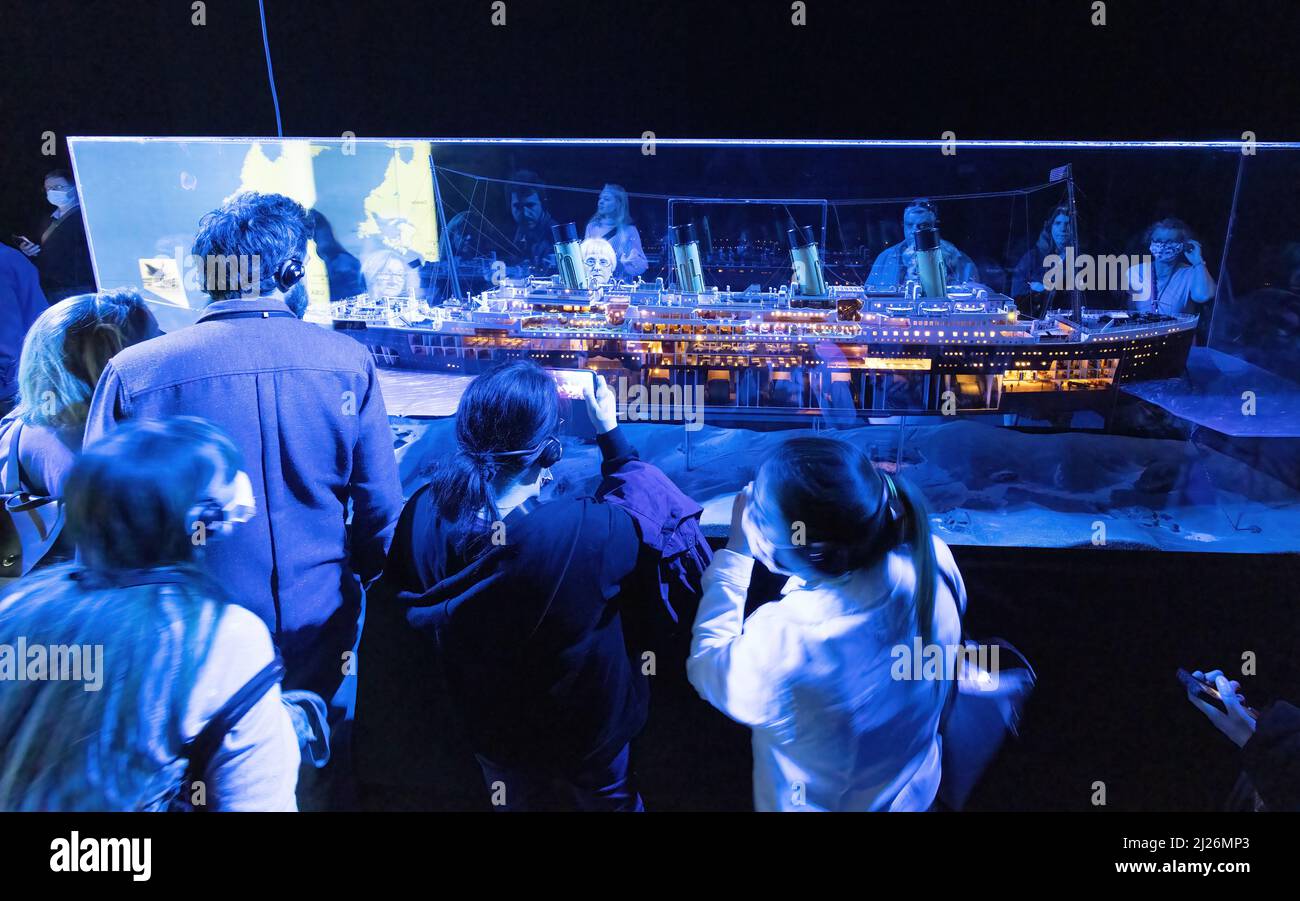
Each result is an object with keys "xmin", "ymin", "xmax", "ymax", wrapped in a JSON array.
[
  {"xmin": 17, "ymin": 289, "xmax": 153, "ymax": 430},
  {"xmin": 589, "ymin": 184, "xmax": 632, "ymax": 229}
]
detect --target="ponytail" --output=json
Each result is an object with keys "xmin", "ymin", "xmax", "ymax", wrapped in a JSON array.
[
  {"xmin": 887, "ymin": 473, "xmax": 937, "ymax": 646},
  {"xmin": 430, "ymin": 452, "xmax": 502, "ymax": 552}
]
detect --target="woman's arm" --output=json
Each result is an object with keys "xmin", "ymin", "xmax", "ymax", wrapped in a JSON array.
[
  {"xmin": 619, "ymin": 226, "xmax": 649, "ymax": 278},
  {"xmin": 1184, "ymin": 241, "xmax": 1217, "ymax": 302},
  {"xmin": 583, "ymin": 376, "xmax": 642, "ymax": 479},
  {"xmin": 686, "ymin": 491, "xmax": 784, "ymax": 727},
  {"xmin": 1011, "ymin": 249, "xmax": 1044, "ymax": 295}
]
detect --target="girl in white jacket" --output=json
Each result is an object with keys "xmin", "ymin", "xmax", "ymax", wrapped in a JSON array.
[{"xmin": 688, "ymin": 437, "xmax": 964, "ymax": 812}]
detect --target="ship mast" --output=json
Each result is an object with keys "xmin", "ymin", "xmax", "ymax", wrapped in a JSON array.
[{"xmin": 1064, "ymin": 164, "xmax": 1082, "ymax": 322}]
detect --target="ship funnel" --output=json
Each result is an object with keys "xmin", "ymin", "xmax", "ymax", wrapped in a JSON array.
[
  {"xmin": 671, "ymin": 223, "xmax": 706, "ymax": 294},
  {"xmin": 552, "ymin": 222, "xmax": 589, "ymax": 290},
  {"xmin": 787, "ymin": 225, "xmax": 828, "ymax": 296},
  {"xmin": 913, "ymin": 224, "xmax": 948, "ymax": 299}
]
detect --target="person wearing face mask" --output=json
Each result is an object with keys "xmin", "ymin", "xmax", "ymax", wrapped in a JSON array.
[
  {"xmin": 688, "ymin": 437, "xmax": 964, "ymax": 812},
  {"xmin": 585, "ymin": 184, "xmax": 648, "ymax": 281},
  {"xmin": 83, "ymin": 192, "xmax": 403, "ymax": 809},
  {"xmin": 865, "ymin": 199, "xmax": 978, "ymax": 290},
  {"xmin": 1126, "ymin": 217, "xmax": 1216, "ymax": 315},
  {"xmin": 580, "ymin": 236, "xmax": 618, "ymax": 287},
  {"xmin": 1011, "ymin": 205, "xmax": 1077, "ymax": 315},
  {"xmin": 13, "ymin": 170, "xmax": 95, "ymax": 304},
  {"xmin": 0, "ymin": 417, "xmax": 301, "ymax": 811}
]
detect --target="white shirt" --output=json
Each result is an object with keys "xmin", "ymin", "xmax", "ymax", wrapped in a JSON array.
[
  {"xmin": 1127, "ymin": 260, "xmax": 1206, "ymax": 316},
  {"xmin": 176, "ymin": 604, "xmax": 301, "ymax": 811},
  {"xmin": 688, "ymin": 537, "xmax": 963, "ymax": 812}
]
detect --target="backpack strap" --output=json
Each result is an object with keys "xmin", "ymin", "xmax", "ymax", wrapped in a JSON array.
[
  {"xmin": 2, "ymin": 419, "xmax": 59, "ymax": 510},
  {"xmin": 3, "ymin": 419, "xmax": 23, "ymax": 496},
  {"xmin": 179, "ymin": 653, "xmax": 286, "ymax": 808}
]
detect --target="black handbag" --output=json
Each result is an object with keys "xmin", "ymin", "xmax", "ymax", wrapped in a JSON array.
[
  {"xmin": 0, "ymin": 418, "xmax": 66, "ymax": 582},
  {"xmin": 936, "ymin": 567, "xmax": 1037, "ymax": 811}
]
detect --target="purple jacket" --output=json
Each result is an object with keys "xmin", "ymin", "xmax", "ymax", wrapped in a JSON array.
[
  {"xmin": 83, "ymin": 297, "xmax": 403, "ymax": 698},
  {"xmin": 594, "ymin": 431, "xmax": 713, "ymax": 627}
]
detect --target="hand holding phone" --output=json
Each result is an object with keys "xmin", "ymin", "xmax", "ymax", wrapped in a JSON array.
[
  {"xmin": 581, "ymin": 373, "xmax": 619, "ymax": 435},
  {"xmin": 546, "ymin": 367, "xmax": 596, "ymax": 401},
  {"xmin": 1179, "ymin": 668, "xmax": 1258, "ymax": 748}
]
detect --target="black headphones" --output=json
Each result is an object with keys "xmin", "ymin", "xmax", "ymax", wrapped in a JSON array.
[
  {"xmin": 274, "ymin": 257, "xmax": 305, "ymax": 292},
  {"xmin": 503, "ymin": 435, "xmax": 563, "ymax": 469},
  {"xmin": 530, "ymin": 435, "xmax": 563, "ymax": 469},
  {"xmin": 468, "ymin": 435, "xmax": 563, "ymax": 472}
]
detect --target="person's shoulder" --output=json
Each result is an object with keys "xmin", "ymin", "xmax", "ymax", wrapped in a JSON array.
[
  {"xmin": 207, "ymin": 604, "xmax": 277, "ymax": 684},
  {"xmin": 102, "ymin": 327, "xmax": 193, "ymax": 377},
  {"xmin": 0, "ymin": 243, "xmax": 33, "ymax": 271},
  {"xmin": 928, "ymin": 534, "xmax": 964, "ymax": 589},
  {"xmin": 182, "ymin": 601, "xmax": 284, "ymax": 773},
  {"xmin": 113, "ymin": 311, "xmax": 374, "ymax": 370},
  {"xmin": 523, "ymin": 494, "xmax": 589, "ymax": 530},
  {"xmin": 253, "ymin": 311, "xmax": 377, "ymax": 371},
  {"xmin": 930, "ymin": 534, "xmax": 957, "ymax": 569},
  {"xmin": 297, "ymin": 317, "xmax": 377, "ymax": 362},
  {"xmin": 17, "ymin": 421, "xmax": 78, "ymax": 457},
  {"xmin": 517, "ymin": 495, "xmax": 633, "ymax": 545}
]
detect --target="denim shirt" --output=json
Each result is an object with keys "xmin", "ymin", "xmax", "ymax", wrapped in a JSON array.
[{"xmin": 83, "ymin": 297, "xmax": 403, "ymax": 698}]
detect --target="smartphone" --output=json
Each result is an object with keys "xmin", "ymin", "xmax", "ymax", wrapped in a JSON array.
[
  {"xmin": 546, "ymin": 367, "xmax": 597, "ymax": 401},
  {"xmin": 1177, "ymin": 669, "xmax": 1258, "ymax": 720}
]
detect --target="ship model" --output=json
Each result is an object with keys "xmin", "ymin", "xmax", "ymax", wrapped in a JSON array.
[{"xmin": 333, "ymin": 221, "xmax": 1197, "ymax": 425}]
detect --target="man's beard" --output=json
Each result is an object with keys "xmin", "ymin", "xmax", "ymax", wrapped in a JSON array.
[{"xmin": 283, "ymin": 282, "xmax": 310, "ymax": 318}]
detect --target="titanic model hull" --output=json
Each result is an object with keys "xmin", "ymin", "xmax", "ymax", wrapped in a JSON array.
[{"xmin": 333, "ymin": 278, "xmax": 1198, "ymax": 424}]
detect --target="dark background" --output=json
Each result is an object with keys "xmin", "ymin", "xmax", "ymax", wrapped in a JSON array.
[
  {"xmin": 3, "ymin": 0, "xmax": 1299, "ymax": 811},
  {"xmin": 5, "ymin": 0, "xmax": 1300, "ymax": 232}
]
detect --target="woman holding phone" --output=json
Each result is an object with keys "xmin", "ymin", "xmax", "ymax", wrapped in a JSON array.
[{"xmin": 358, "ymin": 360, "xmax": 700, "ymax": 811}]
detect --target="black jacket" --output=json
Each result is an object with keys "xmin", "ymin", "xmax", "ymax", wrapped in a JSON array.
[
  {"xmin": 356, "ymin": 429, "xmax": 652, "ymax": 786},
  {"xmin": 35, "ymin": 207, "xmax": 94, "ymax": 301},
  {"xmin": 1242, "ymin": 700, "xmax": 1300, "ymax": 811}
]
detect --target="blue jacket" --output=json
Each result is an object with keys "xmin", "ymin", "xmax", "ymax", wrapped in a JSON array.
[
  {"xmin": 0, "ymin": 245, "xmax": 48, "ymax": 400},
  {"xmin": 83, "ymin": 296, "xmax": 403, "ymax": 698}
]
